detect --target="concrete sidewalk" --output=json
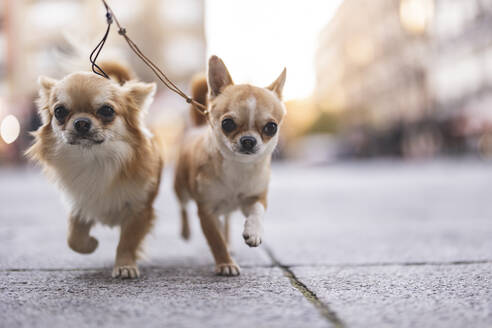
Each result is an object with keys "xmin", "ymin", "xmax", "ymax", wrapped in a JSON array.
[{"xmin": 1, "ymin": 160, "xmax": 491, "ymax": 328}]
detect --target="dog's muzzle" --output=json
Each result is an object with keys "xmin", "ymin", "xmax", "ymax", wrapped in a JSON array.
[
  {"xmin": 239, "ymin": 136, "xmax": 257, "ymax": 154},
  {"xmin": 74, "ymin": 118, "xmax": 92, "ymax": 135}
]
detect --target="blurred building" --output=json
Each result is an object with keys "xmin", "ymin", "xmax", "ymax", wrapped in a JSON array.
[
  {"xmin": 7, "ymin": 0, "xmax": 205, "ymax": 96},
  {"xmin": 0, "ymin": 0, "xmax": 206, "ymax": 163},
  {"xmin": 430, "ymin": 0, "xmax": 492, "ymax": 115},
  {"xmin": 315, "ymin": 0, "xmax": 492, "ymax": 157},
  {"xmin": 315, "ymin": 0, "xmax": 432, "ymax": 130}
]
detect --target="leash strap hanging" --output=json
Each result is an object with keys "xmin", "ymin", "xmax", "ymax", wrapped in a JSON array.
[
  {"xmin": 91, "ymin": 0, "xmax": 209, "ymax": 116},
  {"xmin": 89, "ymin": 2, "xmax": 112, "ymax": 79}
]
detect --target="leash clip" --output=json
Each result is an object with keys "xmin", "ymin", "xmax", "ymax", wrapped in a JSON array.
[{"xmin": 106, "ymin": 12, "xmax": 113, "ymax": 24}]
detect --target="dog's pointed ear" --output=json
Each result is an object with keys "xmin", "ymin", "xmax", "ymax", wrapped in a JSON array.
[
  {"xmin": 126, "ymin": 81, "xmax": 157, "ymax": 111},
  {"xmin": 208, "ymin": 55, "xmax": 233, "ymax": 98},
  {"xmin": 36, "ymin": 76, "xmax": 57, "ymax": 124},
  {"xmin": 266, "ymin": 68, "xmax": 287, "ymax": 99},
  {"xmin": 38, "ymin": 76, "xmax": 57, "ymax": 99}
]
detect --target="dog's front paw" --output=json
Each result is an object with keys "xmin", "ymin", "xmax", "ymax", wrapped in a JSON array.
[
  {"xmin": 215, "ymin": 263, "xmax": 240, "ymax": 276},
  {"xmin": 68, "ymin": 236, "xmax": 99, "ymax": 254},
  {"xmin": 242, "ymin": 228, "xmax": 262, "ymax": 247},
  {"xmin": 112, "ymin": 265, "xmax": 140, "ymax": 279}
]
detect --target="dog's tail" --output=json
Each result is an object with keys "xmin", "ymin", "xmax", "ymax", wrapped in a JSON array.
[
  {"xmin": 189, "ymin": 74, "xmax": 208, "ymax": 126},
  {"xmin": 98, "ymin": 61, "xmax": 134, "ymax": 85},
  {"xmin": 56, "ymin": 32, "xmax": 135, "ymax": 84}
]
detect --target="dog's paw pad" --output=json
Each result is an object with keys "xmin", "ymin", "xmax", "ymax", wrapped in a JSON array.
[
  {"xmin": 215, "ymin": 263, "xmax": 240, "ymax": 276},
  {"xmin": 112, "ymin": 265, "xmax": 140, "ymax": 279},
  {"xmin": 242, "ymin": 231, "xmax": 262, "ymax": 247}
]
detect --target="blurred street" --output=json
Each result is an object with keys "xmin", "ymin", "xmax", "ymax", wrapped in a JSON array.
[{"xmin": 1, "ymin": 160, "xmax": 491, "ymax": 328}]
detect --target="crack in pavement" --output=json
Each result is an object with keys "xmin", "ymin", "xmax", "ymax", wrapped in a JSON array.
[
  {"xmin": 283, "ymin": 259, "xmax": 492, "ymax": 269},
  {"xmin": 258, "ymin": 252, "xmax": 492, "ymax": 328},
  {"xmin": 263, "ymin": 245, "xmax": 346, "ymax": 328}
]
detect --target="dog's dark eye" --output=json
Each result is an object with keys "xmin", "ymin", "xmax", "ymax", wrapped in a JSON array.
[
  {"xmin": 97, "ymin": 105, "xmax": 115, "ymax": 119},
  {"xmin": 221, "ymin": 118, "xmax": 236, "ymax": 133},
  {"xmin": 263, "ymin": 122, "xmax": 277, "ymax": 137},
  {"xmin": 54, "ymin": 105, "xmax": 69, "ymax": 122}
]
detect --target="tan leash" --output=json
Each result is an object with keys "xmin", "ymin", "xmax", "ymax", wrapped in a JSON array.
[{"xmin": 90, "ymin": 0, "xmax": 209, "ymax": 117}]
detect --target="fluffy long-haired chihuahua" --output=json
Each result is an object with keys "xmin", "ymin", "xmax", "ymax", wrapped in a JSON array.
[
  {"xmin": 174, "ymin": 56, "xmax": 286, "ymax": 276},
  {"xmin": 26, "ymin": 61, "xmax": 163, "ymax": 279}
]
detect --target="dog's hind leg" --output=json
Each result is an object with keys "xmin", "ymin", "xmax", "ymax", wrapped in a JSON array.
[
  {"xmin": 174, "ymin": 166, "xmax": 191, "ymax": 240},
  {"xmin": 67, "ymin": 213, "xmax": 98, "ymax": 254},
  {"xmin": 180, "ymin": 204, "xmax": 191, "ymax": 240},
  {"xmin": 175, "ymin": 188, "xmax": 191, "ymax": 240}
]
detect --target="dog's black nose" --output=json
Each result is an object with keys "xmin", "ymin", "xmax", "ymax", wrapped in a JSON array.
[
  {"xmin": 240, "ymin": 136, "xmax": 257, "ymax": 151},
  {"xmin": 74, "ymin": 118, "xmax": 92, "ymax": 134}
]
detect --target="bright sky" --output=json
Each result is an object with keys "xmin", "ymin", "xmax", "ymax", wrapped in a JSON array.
[{"xmin": 205, "ymin": 0, "xmax": 343, "ymax": 101}]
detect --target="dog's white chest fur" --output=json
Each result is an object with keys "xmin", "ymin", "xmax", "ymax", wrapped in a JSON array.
[
  {"xmin": 49, "ymin": 141, "xmax": 149, "ymax": 225},
  {"xmin": 203, "ymin": 159, "xmax": 269, "ymax": 215}
]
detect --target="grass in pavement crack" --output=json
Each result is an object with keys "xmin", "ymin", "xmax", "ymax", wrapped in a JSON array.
[{"xmin": 264, "ymin": 246, "xmax": 346, "ymax": 328}]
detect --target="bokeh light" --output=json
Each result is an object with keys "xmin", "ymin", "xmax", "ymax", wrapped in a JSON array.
[
  {"xmin": 400, "ymin": 0, "xmax": 434, "ymax": 34},
  {"xmin": 1, "ymin": 115, "xmax": 21, "ymax": 144}
]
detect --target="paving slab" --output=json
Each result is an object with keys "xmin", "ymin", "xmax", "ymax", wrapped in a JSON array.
[
  {"xmin": 292, "ymin": 263, "xmax": 492, "ymax": 328},
  {"xmin": 0, "ymin": 167, "xmax": 328, "ymax": 328},
  {"xmin": 2, "ymin": 160, "xmax": 492, "ymax": 328},
  {"xmin": 265, "ymin": 161, "xmax": 492, "ymax": 266},
  {"xmin": 0, "ymin": 267, "xmax": 328, "ymax": 328}
]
